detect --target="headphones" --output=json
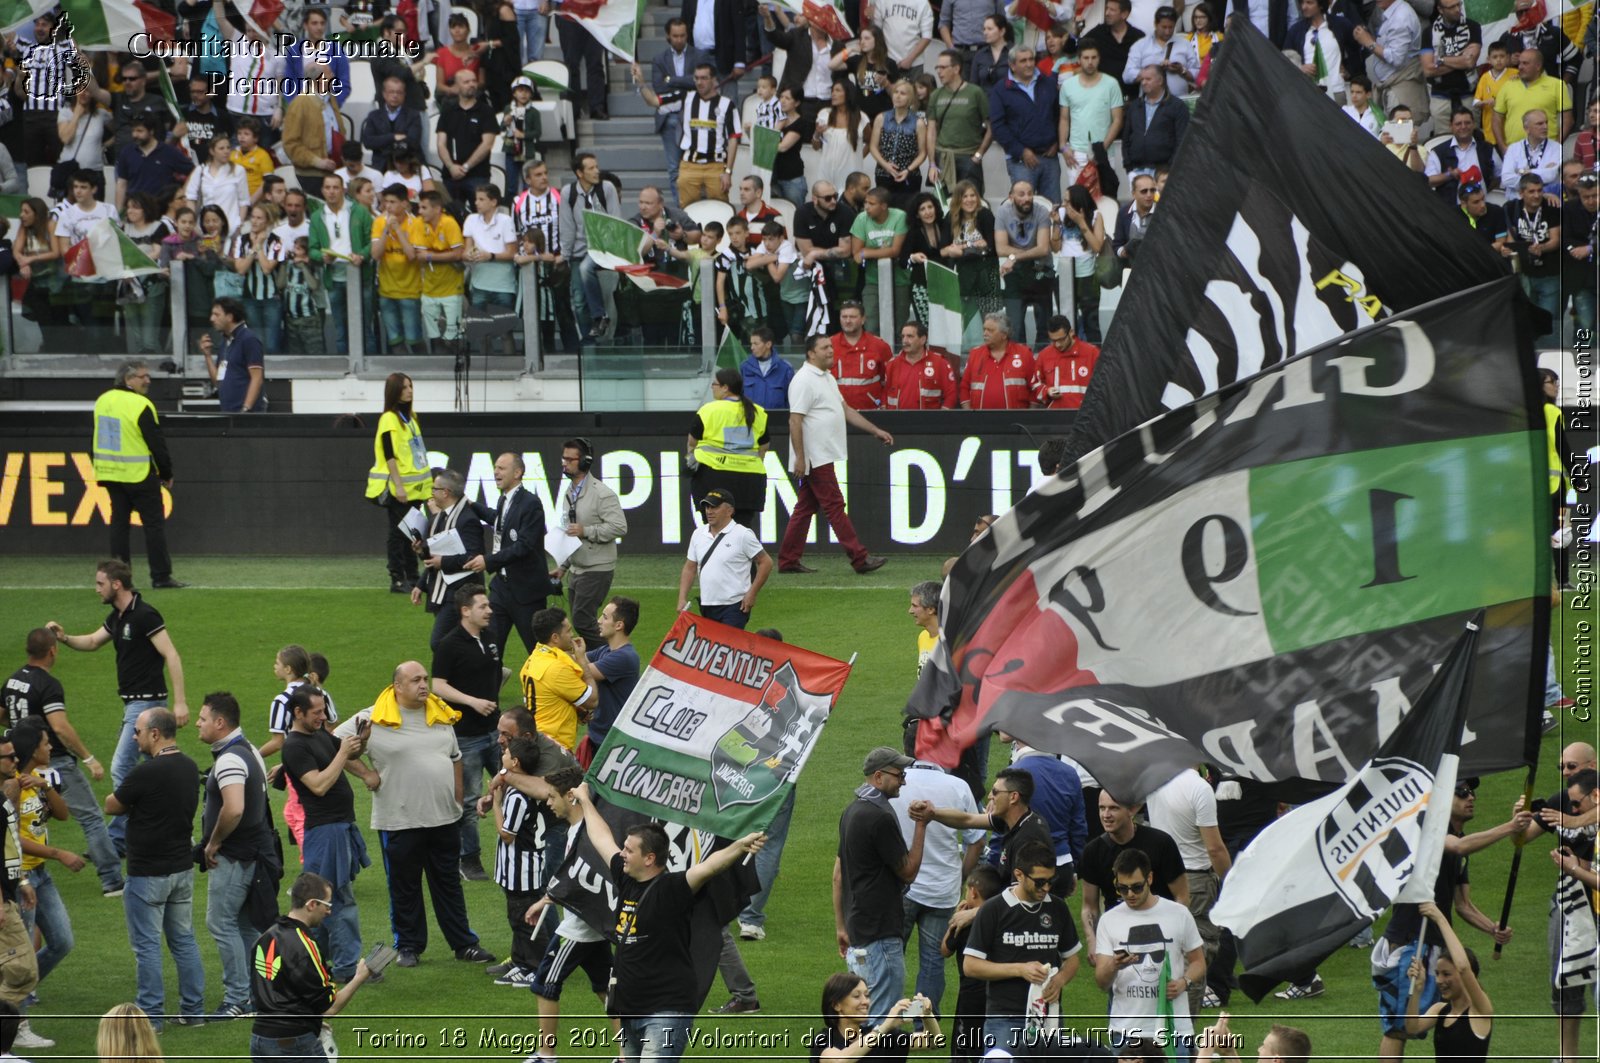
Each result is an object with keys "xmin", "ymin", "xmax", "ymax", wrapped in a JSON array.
[{"xmin": 570, "ymin": 437, "xmax": 595, "ymax": 473}]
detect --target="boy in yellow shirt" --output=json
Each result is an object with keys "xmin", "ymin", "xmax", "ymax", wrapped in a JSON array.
[
  {"xmin": 414, "ymin": 190, "xmax": 466, "ymax": 351},
  {"xmin": 1473, "ymin": 41, "xmax": 1514, "ymax": 146},
  {"xmin": 370, "ymin": 184, "xmax": 427, "ymax": 353},
  {"xmin": 230, "ymin": 117, "xmax": 275, "ymax": 201}
]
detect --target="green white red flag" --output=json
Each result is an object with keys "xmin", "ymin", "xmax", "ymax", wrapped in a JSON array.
[
  {"xmin": 63, "ymin": 219, "xmax": 162, "ymax": 280},
  {"xmin": 924, "ymin": 260, "xmax": 965, "ymax": 351},
  {"xmin": 586, "ymin": 612, "xmax": 848, "ymax": 836},
  {"xmin": 556, "ymin": 0, "xmax": 649, "ymax": 61},
  {"xmin": 771, "ymin": 0, "xmax": 853, "ymax": 40},
  {"xmin": 0, "ymin": 0, "xmax": 175, "ymax": 49}
]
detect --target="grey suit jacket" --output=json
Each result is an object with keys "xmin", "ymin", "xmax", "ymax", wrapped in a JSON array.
[{"xmin": 651, "ymin": 44, "xmax": 711, "ymax": 134}]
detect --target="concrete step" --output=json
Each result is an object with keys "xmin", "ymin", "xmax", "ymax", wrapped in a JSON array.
[{"xmin": 578, "ymin": 115, "xmax": 656, "ymax": 137}]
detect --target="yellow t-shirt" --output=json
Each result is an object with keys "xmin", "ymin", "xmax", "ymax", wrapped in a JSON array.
[
  {"xmin": 18, "ymin": 779, "xmax": 49, "ymax": 872},
  {"xmin": 416, "ymin": 214, "xmax": 466, "ymax": 299},
  {"xmin": 1473, "ymin": 68, "xmax": 1513, "ymax": 145},
  {"xmin": 520, "ymin": 643, "xmax": 591, "ymax": 751},
  {"xmin": 916, "ymin": 629, "xmax": 936, "ymax": 680},
  {"xmin": 1493, "ymin": 74, "xmax": 1572, "ymax": 146},
  {"xmin": 372, "ymin": 214, "xmax": 427, "ymax": 299},
  {"xmin": 231, "ymin": 146, "xmax": 274, "ymax": 197}
]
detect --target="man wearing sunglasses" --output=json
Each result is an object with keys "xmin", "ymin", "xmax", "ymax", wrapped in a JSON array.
[
  {"xmin": 1094, "ymin": 847, "xmax": 1205, "ymax": 1056},
  {"xmin": 963, "ymin": 840, "xmax": 1081, "ymax": 1057}
]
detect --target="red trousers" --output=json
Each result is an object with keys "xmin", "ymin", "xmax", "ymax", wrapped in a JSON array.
[{"xmin": 778, "ymin": 462, "xmax": 869, "ymax": 568}]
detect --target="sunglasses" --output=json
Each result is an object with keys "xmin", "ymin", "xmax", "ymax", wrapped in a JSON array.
[
  {"xmin": 1113, "ymin": 880, "xmax": 1149, "ymax": 896},
  {"xmin": 1026, "ymin": 874, "xmax": 1056, "ymax": 889},
  {"xmin": 1559, "ymin": 760, "xmax": 1584, "ymax": 771},
  {"xmin": 1453, "ymin": 785, "xmax": 1476, "ymax": 798},
  {"xmin": 819, "ymin": 194, "xmax": 838, "ymax": 202},
  {"xmin": 1460, "ymin": 181, "xmax": 1484, "ymax": 195},
  {"xmin": 1578, "ymin": 175, "xmax": 1599, "ymax": 188}
]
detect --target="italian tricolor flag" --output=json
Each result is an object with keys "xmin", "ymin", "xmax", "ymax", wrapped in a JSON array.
[
  {"xmin": 925, "ymin": 261, "xmax": 965, "ymax": 352},
  {"xmin": 0, "ymin": 0, "xmax": 175, "ymax": 50},
  {"xmin": 771, "ymin": 0, "xmax": 853, "ymax": 40},
  {"xmin": 584, "ymin": 209, "xmax": 688, "ymax": 293},
  {"xmin": 556, "ymin": 0, "xmax": 648, "ymax": 61},
  {"xmin": 1465, "ymin": 0, "xmax": 1593, "ymax": 45},
  {"xmin": 63, "ymin": 219, "xmax": 162, "ymax": 281},
  {"xmin": 751, "ymin": 126, "xmax": 782, "ymax": 173}
]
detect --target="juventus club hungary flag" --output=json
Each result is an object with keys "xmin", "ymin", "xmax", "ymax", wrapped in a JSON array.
[
  {"xmin": 906, "ymin": 276, "xmax": 1548, "ymax": 804},
  {"xmin": 1211, "ymin": 618, "xmax": 1478, "ymax": 1000}
]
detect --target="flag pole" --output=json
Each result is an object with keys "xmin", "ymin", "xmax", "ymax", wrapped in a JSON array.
[{"xmin": 1492, "ymin": 762, "xmax": 1539, "ymax": 959}]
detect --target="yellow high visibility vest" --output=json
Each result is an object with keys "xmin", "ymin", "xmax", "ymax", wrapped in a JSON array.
[
  {"xmin": 366, "ymin": 410, "xmax": 432, "ymax": 502},
  {"xmin": 693, "ymin": 398, "xmax": 768, "ymax": 475},
  {"xmin": 1546, "ymin": 404, "xmax": 1569, "ymax": 496},
  {"xmin": 91, "ymin": 388, "xmax": 157, "ymax": 483}
]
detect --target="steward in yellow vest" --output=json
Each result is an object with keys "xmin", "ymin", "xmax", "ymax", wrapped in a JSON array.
[
  {"xmin": 687, "ymin": 369, "xmax": 771, "ymax": 528},
  {"xmin": 91, "ymin": 362, "xmax": 182, "ymax": 587}
]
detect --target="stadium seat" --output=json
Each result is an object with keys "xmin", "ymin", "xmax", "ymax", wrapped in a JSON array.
[
  {"xmin": 1422, "ymin": 133, "xmax": 1451, "ymax": 158},
  {"xmin": 767, "ymin": 197, "xmax": 797, "ymax": 235},
  {"xmin": 346, "ymin": 60, "xmax": 377, "ymax": 104},
  {"xmin": 458, "ymin": 6, "xmax": 480, "ymax": 41},
  {"xmin": 684, "ymin": 199, "xmax": 734, "ymax": 252},
  {"xmin": 489, "ymin": 163, "xmax": 506, "ymax": 194},
  {"xmin": 26, "ymin": 166, "xmax": 50, "ymax": 199},
  {"xmin": 275, "ymin": 164, "xmax": 302, "ymax": 192}
]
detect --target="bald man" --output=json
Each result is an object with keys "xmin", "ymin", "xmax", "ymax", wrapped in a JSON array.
[
  {"xmin": 334, "ymin": 662, "xmax": 493, "ymax": 968},
  {"xmin": 1521, "ymin": 741, "xmax": 1597, "ymax": 1063}
]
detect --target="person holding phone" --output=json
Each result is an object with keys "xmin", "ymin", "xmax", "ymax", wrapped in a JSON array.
[
  {"xmin": 249, "ymin": 871, "xmax": 377, "ymax": 1061},
  {"xmin": 812, "ymin": 971, "xmax": 941, "ymax": 1062}
]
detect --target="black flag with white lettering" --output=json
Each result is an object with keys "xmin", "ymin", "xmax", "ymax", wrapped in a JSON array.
[
  {"xmin": 1064, "ymin": 18, "xmax": 1509, "ymax": 463},
  {"xmin": 906, "ymin": 278, "xmax": 1546, "ymax": 805},
  {"xmin": 1211, "ymin": 618, "xmax": 1478, "ymax": 1000}
]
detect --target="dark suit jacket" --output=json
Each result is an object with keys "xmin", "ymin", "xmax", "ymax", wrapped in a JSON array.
[
  {"xmin": 1122, "ymin": 92, "xmax": 1191, "ymax": 170},
  {"xmin": 422, "ymin": 498, "xmax": 485, "ymax": 612},
  {"xmin": 681, "ymin": 0, "xmax": 747, "ymax": 82},
  {"xmin": 482, "ymin": 484, "xmax": 551, "ymax": 606},
  {"xmin": 1226, "ymin": 0, "xmax": 1294, "ymax": 49},
  {"xmin": 359, "ymin": 105, "xmax": 425, "ymax": 173},
  {"xmin": 771, "ymin": 24, "xmax": 840, "ymax": 101},
  {"xmin": 1283, "ymin": 12, "xmax": 1366, "ymax": 85},
  {"xmin": 651, "ymin": 44, "xmax": 711, "ymax": 134}
]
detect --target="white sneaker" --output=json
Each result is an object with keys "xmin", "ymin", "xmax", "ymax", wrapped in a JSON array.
[
  {"xmin": 738, "ymin": 922, "xmax": 766, "ymax": 941},
  {"xmin": 14, "ymin": 1021, "xmax": 55, "ymax": 1049}
]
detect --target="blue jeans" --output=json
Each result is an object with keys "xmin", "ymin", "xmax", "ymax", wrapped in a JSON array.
[
  {"xmin": 737, "ymin": 786, "xmax": 794, "ymax": 927},
  {"xmin": 901, "ymin": 898, "xmax": 953, "ymax": 1009},
  {"xmin": 380, "ymin": 296, "xmax": 424, "ymax": 348},
  {"xmin": 516, "ymin": 8, "xmax": 547, "ymax": 62},
  {"xmin": 125, "ymin": 871, "xmax": 206, "ymax": 1022},
  {"xmin": 50, "ymin": 753, "xmax": 124, "ymax": 892},
  {"xmin": 250, "ymin": 1030, "xmax": 328, "ymax": 1061},
  {"xmin": 110, "ymin": 698, "xmax": 163, "ymax": 850},
  {"xmin": 325, "ymin": 267, "xmax": 376, "ymax": 356},
  {"xmin": 773, "ymin": 175, "xmax": 808, "ymax": 206},
  {"xmin": 1521, "ymin": 273, "xmax": 1562, "ymax": 345},
  {"xmin": 845, "ymin": 935, "xmax": 905, "ymax": 1029},
  {"xmin": 571, "ymin": 255, "xmax": 606, "ymax": 336},
  {"xmin": 1005, "ymin": 154, "xmax": 1061, "ymax": 205},
  {"xmin": 659, "ymin": 111, "xmax": 683, "ymax": 206},
  {"xmin": 243, "ymin": 294, "xmax": 284, "ymax": 352},
  {"xmin": 470, "ymin": 287, "xmax": 517, "ymax": 310},
  {"xmin": 1570, "ymin": 279, "xmax": 1596, "ymax": 334},
  {"xmin": 457, "ymin": 732, "xmax": 503, "ymax": 860},
  {"xmin": 619, "ymin": 1012, "xmax": 694, "ymax": 1063},
  {"xmin": 207, "ymin": 854, "xmax": 258, "ymax": 1009},
  {"xmin": 21, "ymin": 867, "xmax": 73, "ymax": 984}
]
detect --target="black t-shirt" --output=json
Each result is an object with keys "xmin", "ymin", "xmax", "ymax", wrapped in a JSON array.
[
  {"xmin": 1079, "ymin": 823, "xmax": 1186, "ymax": 908},
  {"xmin": 610, "ymin": 854, "xmax": 698, "ymax": 1014},
  {"xmin": 104, "ymin": 593, "xmax": 169, "ymax": 701},
  {"xmin": 794, "ymin": 201, "xmax": 859, "ymax": 250},
  {"xmin": 1384, "ymin": 828, "xmax": 1467, "ymax": 948},
  {"xmin": 1561, "ymin": 199, "xmax": 1596, "ymax": 281},
  {"xmin": 1504, "ymin": 202, "xmax": 1560, "ymax": 278},
  {"xmin": 182, "ymin": 104, "xmax": 234, "ymax": 153},
  {"xmin": 808, "ymin": 1026, "xmax": 912, "ymax": 1063},
  {"xmin": 966, "ymin": 888, "xmax": 1082, "ymax": 1015},
  {"xmin": 772, "ymin": 114, "xmax": 816, "ymax": 182},
  {"xmin": 3, "ymin": 665, "xmax": 69, "ymax": 757},
  {"xmin": 838, "ymin": 789, "xmax": 910, "ymax": 942},
  {"xmin": 1424, "ymin": 17, "xmax": 1482, "ymax": 97},
  {"xmin": 437, "ymin": 99, "xmax": 496, "ymax": 178},
  {"xmin": 281, "ymin": 729, "xmax": 356, "ymax": 831},
  {"xmin": 1215, "ymin": 777, "xmax": 1277, "ymax": 853},
  {"xmin": 114, "ymin": 749, "xmax": 200, "ymax": 876},
  {"xmin": 996, "ymin": 810, "xmax": 1055, "ymax": 884},
  {"xmin": 431, "ymin": 624, "xmax": 504, "ymax": 738}
]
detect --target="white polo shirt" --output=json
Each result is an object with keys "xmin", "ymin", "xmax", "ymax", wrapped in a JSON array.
[
  {"xmin": 788, "ymin": 362, "xmax": 849, "ymax": 469},
  {"xmin": 687, "ymin": 520, "xmax": 764, "ymax": 606}
]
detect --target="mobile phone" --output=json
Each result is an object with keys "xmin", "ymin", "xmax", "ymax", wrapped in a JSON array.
[
  {"xmin": 366, "ymin": 942, "xmax": 398, "ymax": 976},
  {"xmin": 903, "ymin": 999, "xmax": 925, "ymax": 1019}
]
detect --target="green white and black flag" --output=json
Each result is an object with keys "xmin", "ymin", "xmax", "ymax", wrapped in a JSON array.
[
  {"xmin": 1211, "ymin": 617, "xmax": 1478, "ymax": 1000},
  {"xmin": 907, "ymin": 278, "xmax": 1547, "ymax": 804}
]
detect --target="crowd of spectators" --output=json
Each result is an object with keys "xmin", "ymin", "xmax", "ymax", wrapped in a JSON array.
[{"xmin": 0, "ymin": 0, "xmax": 1590, "ymax": 379}]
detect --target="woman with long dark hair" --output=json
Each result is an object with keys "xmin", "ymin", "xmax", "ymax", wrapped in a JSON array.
[
  {"xmin": 13, "ymin": 197, "xmax": 61, "ymax": 334},
  {"xmin": 1405, "ymin": 901, "xmax": 1493, "ymax": 1061},
  {"xmin": 687, "ymin": 368, "xmax": 770, "ymax": 529},
  {"xmin": 903, "ymin": 191, "xmax": 945, "ymax": 327},
  {"xmin": 365, "ymin": 372, "xmax": 431, "ymax": 592},
  {"xmin": 811, "ymin": 972, "xmax": 939, "ymax": 1062},
  {"xmin": 1056, "ymin": 183, "xmax": 1107, "ymax": 342}
]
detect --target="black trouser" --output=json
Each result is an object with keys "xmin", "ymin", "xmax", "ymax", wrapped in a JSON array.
[
  {"xmin": 505, "ymin": 888, "xmax": 544, "ymax": 972},
  {"xmin": 542, "ymin": 265, "xmax": 580, "ymax": 354},
  {"xmin": 556, "ymin": 17, "xmax": 606, "ymax": 113},
  {"xmin": 383, "ymin": 496, "xmax": 419, "ymax": 585},
  {"xmin": 106, "ymin": 474, "xmax": 173, "ymax": 583},
  {"xmin": 379, "ymin": 822, "xmax": 478, "ymax": 955},
  {"xmin": 24, "ymin": 109, "xmax": 61, "ymax": 166},
  {"xmin": 489, "ymin": 581, "xmax": 544, "ymax": 661}
]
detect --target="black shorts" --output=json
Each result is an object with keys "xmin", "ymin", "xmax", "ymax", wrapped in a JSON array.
[{"xmin": 531, "ymin": 932, "xmax": 612, "ymax": 999}]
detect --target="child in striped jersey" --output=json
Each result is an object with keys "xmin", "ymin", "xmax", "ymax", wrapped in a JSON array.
[
  {"xmin": 283, "ymin": 237, "xmax": 327, "ymax": 355},
  {"xmin": 753, "ymin": 75, "xmax": 783, "ymax": 129},
  {"xmin": 492, "ymin": 736, "xmax": 555, "ymax": 986}
]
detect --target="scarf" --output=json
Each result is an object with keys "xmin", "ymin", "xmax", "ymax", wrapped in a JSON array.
[{"xmin": 369, "ymin": 684, "xmax": 461, "ymax": 728}]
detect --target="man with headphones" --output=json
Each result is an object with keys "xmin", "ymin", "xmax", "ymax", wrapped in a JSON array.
[{"xmin": 551, "ymin": 438, "xmax": 629, "ymax": 646}]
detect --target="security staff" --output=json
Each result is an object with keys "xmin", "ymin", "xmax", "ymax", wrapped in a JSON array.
[
  {"xmin": 686, "ymin": 368, "xmax": 770, "ymax": 530},
  {"xmin": 365, "ymin": 373, "xmax": 432, "ymax": 594},
  {"xmin": 92, "ymin": 361, "xmax": 183, "ymax": 589}
]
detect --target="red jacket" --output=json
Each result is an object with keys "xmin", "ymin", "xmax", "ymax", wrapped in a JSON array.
[
  {"xmin": 883, "ymin": 348, "xmax": 959, "ymax": 409},
  {"xmin": 961, "ymin": 342, "xmax": 1036, "ymax": 409},
  {"xmin": 1033, "ymin": 338, "xmax": 1101, "ymax": 409},
  {"xmin": 830, "ymin": 331, "xmax": 892, "ymax": 409}
]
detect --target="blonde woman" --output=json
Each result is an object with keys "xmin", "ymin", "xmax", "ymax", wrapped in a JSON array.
[{"xmin": 97, "ymin": 1003, "xmax": 163, "ymax": 1062}]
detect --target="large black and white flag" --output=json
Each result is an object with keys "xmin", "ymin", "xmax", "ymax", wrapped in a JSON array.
[
  {"xmin": 1210, "ymin": 618, "xmax": 1477, "ymax": 1000},
  {"xmin": 1064, "ymin": 18, "xmax": 1509, "ymax": 463},
  {"xmin": 906, "ymin": 278, "xmax": 1547, "ymax": 804}
]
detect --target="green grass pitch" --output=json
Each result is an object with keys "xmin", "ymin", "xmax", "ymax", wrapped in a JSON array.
[{"xmin": 0, "ymin": 553, "xmax": 1591, "ymax": 1060}]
